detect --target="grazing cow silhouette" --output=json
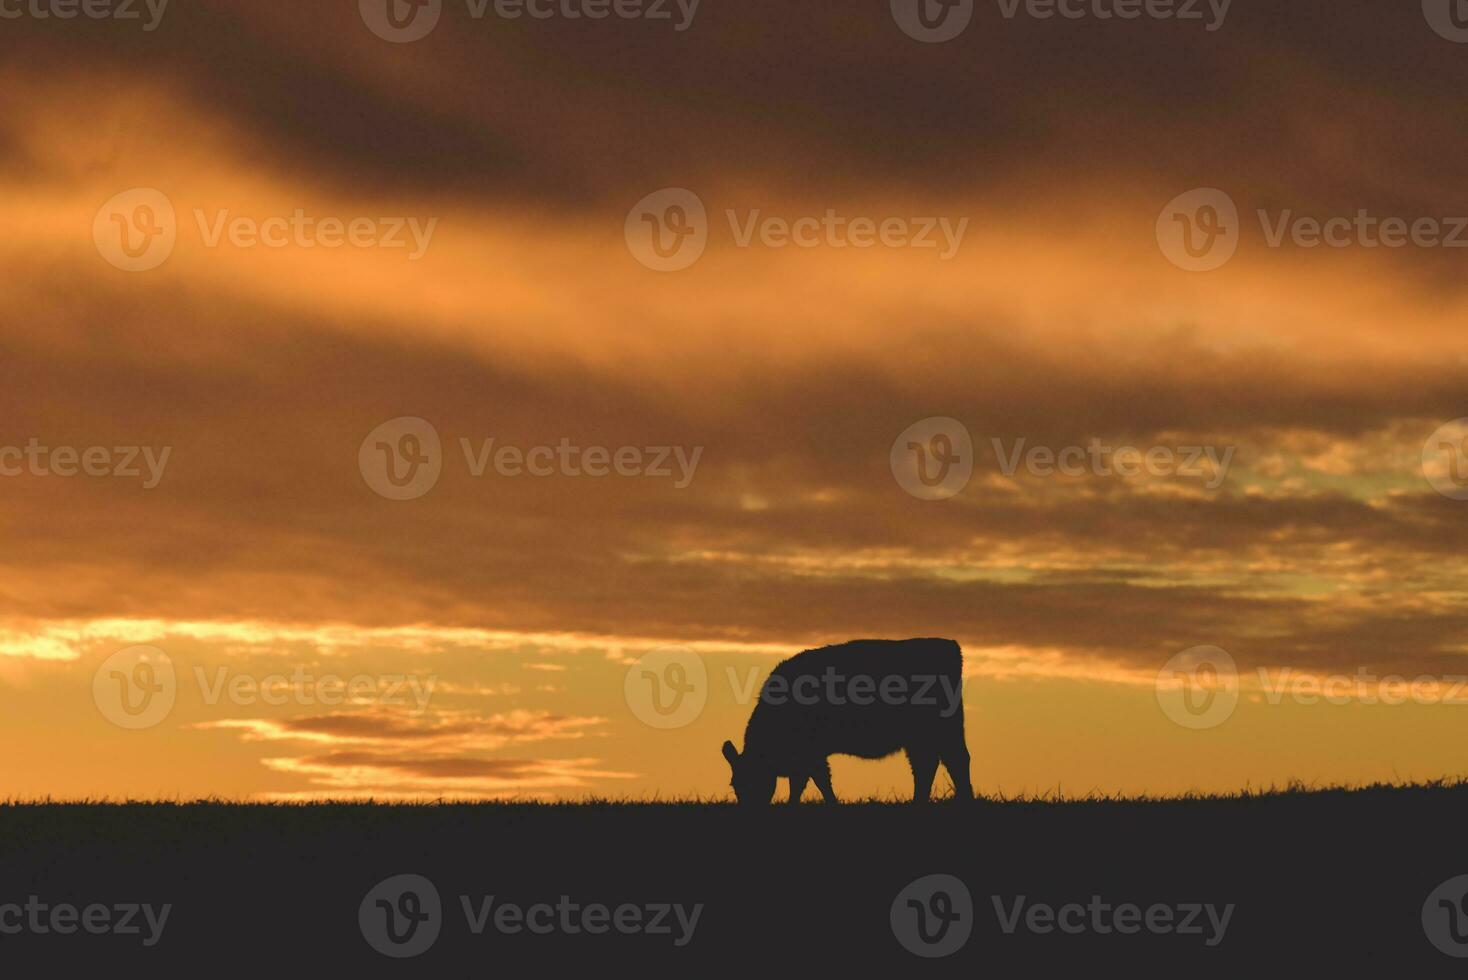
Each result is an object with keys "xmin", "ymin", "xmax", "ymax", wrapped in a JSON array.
[{"xmin": 721, "ymin": 638, "xmax": 972, "ymax": 805}]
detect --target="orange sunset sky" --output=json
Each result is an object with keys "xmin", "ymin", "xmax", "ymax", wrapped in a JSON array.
[{"xmin": 3, "ymin": 1, "xmax": 1468, "ymax": 801}]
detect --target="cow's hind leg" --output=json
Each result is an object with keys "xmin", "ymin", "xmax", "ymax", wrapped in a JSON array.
[
  {"xmin": 907, "ymin": 746, "xmax": 938, "ymax": 804},
  {"xmin": 939, "ymin": 733, "xmax": 973, "ymax": 803},
  {"xmin": 812, "ymin": 760, "xmax": 838, "ymax": 804},
  {"xmin": 788, "ymin": 773, "xmax": 809, "ymax": 805}
]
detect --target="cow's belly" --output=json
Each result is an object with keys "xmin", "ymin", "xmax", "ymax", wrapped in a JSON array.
[{"xmin": 775, "ymin": 706, "xmax": 943, "ymax": 761}]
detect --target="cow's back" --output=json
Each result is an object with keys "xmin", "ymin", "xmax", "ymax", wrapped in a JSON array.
[{"xmin": 746, "ymin": 638, "xmax": 964, "ymax": 767}]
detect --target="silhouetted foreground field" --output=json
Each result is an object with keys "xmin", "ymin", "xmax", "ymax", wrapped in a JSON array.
[{"xmin": 3, "ymin": 783, "xmax": 1467, "ymax": 970}]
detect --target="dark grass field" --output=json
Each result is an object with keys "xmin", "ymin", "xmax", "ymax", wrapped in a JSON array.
[{"xmin": 4, "ymin": 783, "xmax": 1468, "ymax": 971}]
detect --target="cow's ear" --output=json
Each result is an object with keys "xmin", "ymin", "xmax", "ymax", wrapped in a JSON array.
[{"xmin": 721, "ymin": 740, "xmax": 740, "ymax": 767}]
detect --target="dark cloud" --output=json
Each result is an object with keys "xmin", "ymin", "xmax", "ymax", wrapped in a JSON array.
[
  {"xmin": 5, "ymin": 0, "xmax": 1468, "ymax": 212},
  {"xmin": 1, "ymin": 0, "xmax": 1464, "ymax": 692}
]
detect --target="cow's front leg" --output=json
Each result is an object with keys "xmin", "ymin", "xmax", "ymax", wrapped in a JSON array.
[
  {"xmin": 813, "ymin": 761, "xmax": 838, "ymax": 804},
  {"xmin": 788, "ymin": 773, "xmax": 809, "ymax": 804}
]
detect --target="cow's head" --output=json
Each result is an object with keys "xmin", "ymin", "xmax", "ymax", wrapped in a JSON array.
[{"xmin": 721, "ymin": 740, "xmax": 775, "ymax": 806}]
